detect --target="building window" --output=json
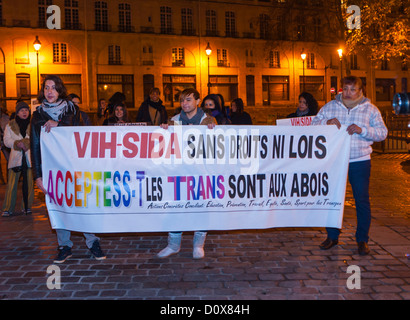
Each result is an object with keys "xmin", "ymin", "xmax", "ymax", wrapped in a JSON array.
[
  {"xmin": 0, "ymin": 0, "xmax": 4, "ymax": 26},
  {"xmin": 205, "ymin": 10, "xmax": 217, "ymax": 36},
  {"xmin": 95, "ymin": 1, "xmax": 109, "ymax": 31},
  {"xmin": 350, "ymin": 54, "xmax": 358, "ymax": 70},
  {"xmin": 64, "ymin": 0, "xmax": 80, "ymax": 29},
  {"xmin": 376, "ymin": 78, "xmax": 396, "ymax": 101},
  {"xmin": 313, "ymin": 17, "xmax": 321, "ymax": 42},
  {"xmin": 172, "ymin": 47, "xmax": 185, "ymax": 67},
  {"xmin": 246, "ymin": 49, "xmax": 255, "ymax": 67},
  {"xmin": 225, "ymin": 11, "xmax": 237, "ymax": 37},
  {"xmin": 262, "ymin": 75, "xmax": 289, "ymax": 104},
  {"xmin": 53, "ymin": 43, "xmax": 68, "ymax": 63},
  {"xmin": 259, "ymin": 14, "xmax": 271, "ymax": 40},
  {"xmin": 108, "ymin": 45, "xmax": 121, "ymax": 65},
  {"xmin": 119, "ymin": 3, "xmax": 132, "ymax": 32},
  {"xmin": 296, "ymin": 15, "xmax": 306, "ymax": 40},
  {"xmin": 209, "ymin": 75, "xmax": 238, "ymax": 103},
  {"xmin": 181, "ymin": 8, "xmax": 194, "ymax": 35},
  {"xmin": 217, "ymin": 49, "xmax": 229, "ymax": 67},
  {"xmin": 16, "ymin": 73, "xmax": 31, "ymax": 98},
  {"xmin": 97, "ymin": 74, "xmax": 134, "ymax": 108},
  {"xmin": 307, "ymin": 53, "xmax": 316, "ymax": 69},
  {"xmin": 381, "ymin": 57, "xmax": 389, "ymax": 70},
  {"xmin": 269, "ymin": 51, "xmax": 281, "ymax": 68},
  {"xmin": 38, "ymin": 0, "xmax": 53, "ymax": 28},
  {"xmin": 160, "ymin": 6, "xmax": 173, "ymax": 34},
  {"xmin": 299, "ymin": 76, "xmax": 324, "ymax": 101},
  {"xmin": 41, "ymin": 74, "xmax": 82, "ymax": 99},
  {"xmin": 163, "ymin": 74, "xmax": 196, "ymax": 107},
  {"xmin": 142, "ymin": 45, "xmax": 153, "ymax": 65}
]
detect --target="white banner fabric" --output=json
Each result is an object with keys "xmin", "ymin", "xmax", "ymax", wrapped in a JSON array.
[
  {"xmin": 40, "ymin": 125, "xmax": 351, "ymax": 233},
  {"xmin": 276, "ymin": 116, "xmax": 315, "ymax": 126}
]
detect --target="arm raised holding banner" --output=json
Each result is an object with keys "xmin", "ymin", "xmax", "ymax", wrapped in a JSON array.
[
  {"xmin": 157, "ymin": 88, "xmax": 216, "ymax": 260},
  {"xmin": 30, "ymin": 74, "xmax": 106, "ymax": 264},
  {"xmin": 312, "ymin": 76, "xmax": 387, "ymax": 256}
]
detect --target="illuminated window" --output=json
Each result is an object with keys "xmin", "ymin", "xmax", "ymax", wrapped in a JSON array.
[
  {"xmin": 172, "ymin": 47, "xmax": 185, "ymax": 67},
  {"xmin": 53, "ymin": 43, "xmax": 68, "ymax": 63}
]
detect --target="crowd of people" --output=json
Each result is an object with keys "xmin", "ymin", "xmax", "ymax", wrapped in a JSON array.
[{"xmin": 0, "ymin": 74, "xmax": 387, "ymax": 263}]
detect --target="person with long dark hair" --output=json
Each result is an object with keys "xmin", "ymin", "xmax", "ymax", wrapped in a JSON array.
[
  {"xmin": 201, "ymin": 94, "xmax": 231, "ymax": 124},
  {"xmin": 31, "ymin": 74, "xmax": 106, "ymax": 263},
  {"xmin": 102, "ymin": 103, "xmax": 130, "ymax": 125},
  {"xmin": 230, "ymin": 98, "xmax": 252, "ymax": 125},
  {"xmin": 287, "ymin": 92, "xmax": 318, "ymax": 118}
]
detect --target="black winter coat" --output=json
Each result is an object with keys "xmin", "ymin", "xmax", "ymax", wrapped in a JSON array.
[{"xmin": 30, "ymin": 104, "xmax": 80, "ymax": 180}]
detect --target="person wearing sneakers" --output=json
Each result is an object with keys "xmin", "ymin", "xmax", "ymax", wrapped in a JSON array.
[
  {"xmin": 312, "ymin": 76, "xmax": 387, "ymax": 255},
  {"xmin": 2, "ymin": 101, "xmax": 34, "ymax": 217},
  {"xmin": 30, "ymin": 75, "xmax": 106, "ymax": 263},
  {"xmin": 158, "ymin": 88, "xmax": 216, "ymax": 259}
]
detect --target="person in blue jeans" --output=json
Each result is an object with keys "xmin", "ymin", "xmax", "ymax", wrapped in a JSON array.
[
  {"xmin": 31, "ymin": 75, "xmax": 106, "ymax": 263},
  {"xmin": 312, "ymin": 76, "xmax": 388, "ymax": 255}
]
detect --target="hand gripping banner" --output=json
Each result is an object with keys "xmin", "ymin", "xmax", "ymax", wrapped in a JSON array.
[{"xmin": 40, "ymin": 125, "xmax": 351, "ymax": 233}]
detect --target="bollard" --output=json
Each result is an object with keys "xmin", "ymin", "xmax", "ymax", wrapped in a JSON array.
[{"xmin": 392, "ymin": 92, "xmax": 410, "ymax": 115}]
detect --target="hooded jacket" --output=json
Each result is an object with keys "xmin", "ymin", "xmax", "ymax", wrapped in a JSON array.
[{"xmin": 312, "ymin": 94, "xmax": 388, "ymax": 160}]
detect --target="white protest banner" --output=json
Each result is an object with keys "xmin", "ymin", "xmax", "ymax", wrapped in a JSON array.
[
  {"xmin": 276, "ymin": 116, "xmax": 314, "ymax": 126},
  {"xmin": 40, "ymin": 125, "xmax": 351, "ymax": 233}
]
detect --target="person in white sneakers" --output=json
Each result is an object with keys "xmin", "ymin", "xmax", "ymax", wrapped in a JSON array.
[{"xmin": 157, "ymin": 88, "xmax": 216, "ymax": 259}]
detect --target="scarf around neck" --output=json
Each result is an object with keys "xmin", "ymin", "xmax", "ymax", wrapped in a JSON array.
[
  {"xmin": 296, "ymin": 108, "xmax": 310, "ymax": 117},
  {"xmin": 342, "ymin": 92, "xmax": 364, "ymax": 109},
  {"xmin": 179, "ymin": 107, "xmax": 205, "ymax": 125},
  {"xmin": 39, "ymin": 99, "xmax": 76, "ymax": 121},
  {"xmin": 148, "ymin": 99, "xmax": 163, "ymax": 111}
]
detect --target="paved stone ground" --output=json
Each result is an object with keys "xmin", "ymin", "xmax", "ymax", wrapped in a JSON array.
[{"xmin": 0, "ymin": 153, "xmax": 409, "ymax": 301}]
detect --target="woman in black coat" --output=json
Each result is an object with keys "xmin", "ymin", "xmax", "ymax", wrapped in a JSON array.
[
  {"xmin": 287, "ymin": 92, "xmax": 318, "ymax": 118},
  {"xmin": 230, "ymin": 98, "xmax": 252, "ymax": 125}
]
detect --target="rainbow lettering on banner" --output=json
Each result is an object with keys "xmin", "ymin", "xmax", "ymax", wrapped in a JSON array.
[{"xmin": 41, "ymin": 125, "xmax": 351, "ymax": 233}]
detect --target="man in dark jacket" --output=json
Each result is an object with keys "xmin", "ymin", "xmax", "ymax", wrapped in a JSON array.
[{"xmin": 136, "ymin": 87, "xmax": 168, "ymax": 125}]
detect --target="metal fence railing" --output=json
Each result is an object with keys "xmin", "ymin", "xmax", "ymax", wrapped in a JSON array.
[{"xmin": 373, "ymin": 113, "xmax": 410, "ymax": 153}]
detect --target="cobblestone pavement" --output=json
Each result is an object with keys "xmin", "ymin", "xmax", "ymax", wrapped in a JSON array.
[{"xmin": 0, "ymin": 153, "xmax": 409, "ymax": 301}]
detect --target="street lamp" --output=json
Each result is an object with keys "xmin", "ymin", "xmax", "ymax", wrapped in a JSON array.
[
  {"xmin": 33, "ymin": 36, "xmax": 42, "ymax": 94},
  {"xmin": 205, "ymin": 42, "xmax": 212, "ymax": 94},
  {"xmin": 337, "ymin": 48, "xmax": 343, "ymax": 89},
  {"xmin": 301, "ymin": 48, "xmax": 306, "ymax": 92}
]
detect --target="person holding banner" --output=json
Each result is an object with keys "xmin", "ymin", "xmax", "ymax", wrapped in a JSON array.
[
  {"xmin": 158, "ymin": 88, "xmax": 216, "ymax": 259},
  {"xmin": 312, "ymin": 76, "xmax": 387, "ymax": 255},
  {"xmin": 287, "ymin": 92, "xmax": 318, "ymax": 118},
  {"xmin": 30, "ymin": 75, "xmax": 106, "ymax": 263}
]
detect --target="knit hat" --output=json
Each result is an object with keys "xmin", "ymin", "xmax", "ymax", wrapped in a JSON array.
[{"xmin": 16, "ymin": 101, "xmax": 30, "ymax": 114}]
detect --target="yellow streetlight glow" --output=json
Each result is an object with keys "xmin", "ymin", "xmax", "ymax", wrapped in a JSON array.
[
  {"xmin": 337, "ymin": 48, "xmax": 343, "ymax": 59},
  {"xmin": 33, "ymin": 35, "xmax": 42, "ymax": 51},
  {"xmin": 205, "ymin": 42, "xmax": 212, "ymax": 56}
]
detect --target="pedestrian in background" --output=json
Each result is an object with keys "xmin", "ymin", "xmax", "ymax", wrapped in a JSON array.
[
  {"xmin": 102, "ymin": 103, "xmax": 130, "ymax": 125},
  {"xmin": 230, "ymin": 98, "xmax": 252, "ymax": 125},
  {"xmin": 136, "ymin": 87, "xmax": 168, "ymax": 125},
  {"xmin": 68, "ymin": 93, "xmax": 92, "ymax": 126},
  {"xmin": 201, "ymin": 93, "xmax": 231, "ymax": 125},
  {"xmin": 287, "ymin": 92, "xmax": 318, "ymax": 118},
  {"xmin": 2, "ymin": 101, "xmax": 33, "ymax": 216},
  {"xmin": 312, "ymin": 76, "xmax": 388, "ymax": 255}
]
